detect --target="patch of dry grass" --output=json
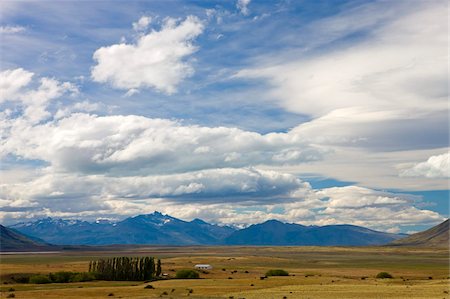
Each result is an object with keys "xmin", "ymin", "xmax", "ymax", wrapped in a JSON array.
[{"xmin": 1, "ymin": 246, "xmax": 448, "ymax": 298}]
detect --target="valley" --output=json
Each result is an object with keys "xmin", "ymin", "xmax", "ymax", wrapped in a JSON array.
[{"xmin": 1, "ymin": 246, "xmax": 449, "ymax": 299}]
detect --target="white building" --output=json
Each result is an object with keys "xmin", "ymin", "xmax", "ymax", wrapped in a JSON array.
[{"xmin": 194, "ymin": 264, "xmax": 213, "ymax": 270}]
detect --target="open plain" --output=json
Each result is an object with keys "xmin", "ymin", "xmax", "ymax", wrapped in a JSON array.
[{"xmin": 0, "ymin": 246, "xmax": 449, "ymax": 299}]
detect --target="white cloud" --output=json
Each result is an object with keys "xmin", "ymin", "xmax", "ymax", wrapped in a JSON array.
[
  {"xmin": 400, "ymin": 152, "xmax": 449, "ymax": 178},
  {"xmin": 0, "ymin": 168, "xmax": 309, "ymax": 206},
  {"xmin": 236, "ymin": 1, "xmax": 448, "ymax": 189},
  {"xmin": 278, "ymin": 146, "xmax": 449, "ymax": 191},
  {"xmin": 386, "ymin": 227, "xmax": 400, "ymax": 234},
  {"xmin": 124, "ymin": 88, "xmax": 139, "ymax": 97},
  {"xmin": 1, "ymin": 68, "xmax": 445, "ymax": 230},
  {"xmin": 0, "ymin": 68, "xmax": 78, "ymax": 125},
  {"xmin": 54, "ymin": 100, "xmax": 102, "ymax": 119},
  {"xmin": 0, "ymin": 25, "xmax": 25, "ymax": 34},
  {"xmin": 2, "ymin": 112, "xmax": 326, "ymax": 175},
  {"xmin": 317, "ymin": 186, "xmax": 412, "ymax": 209},
  {"xmin": 0, "ymin": 68, "xmax": 34, "ymax": 103},
  {"xmin": 318, "ymin": 206, "xmax": 442, "ymax": 228},
  {"xmin": 1, "ymin": 168, "xmax": 443, "ymax": 231},
  {"xmin": 91, "ymin": 15, "xmax": 204, "ymax": 94},
  {"xmin": 310, "ymin": 185, "xmax": 443, "ymax": 230},
  {"xmin": 237, "ymin": 1, "xmax": 447, "ymax": 147},
  {"xmin": 132, "ymin": 16, "xmax": 152, "ymax": 31},
  {"xmin": 237, "ymin": 0, "xmax": 251, "ymax": 15}
]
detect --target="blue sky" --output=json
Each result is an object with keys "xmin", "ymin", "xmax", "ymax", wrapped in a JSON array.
[{"xmin": 0, "ymin": 0, "xmax": 448, "ymax": 233}]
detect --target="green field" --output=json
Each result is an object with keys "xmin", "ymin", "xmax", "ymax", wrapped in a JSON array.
[{"xmin": 1, "ymin": 246, "xmax": 449, "ymax": 298}]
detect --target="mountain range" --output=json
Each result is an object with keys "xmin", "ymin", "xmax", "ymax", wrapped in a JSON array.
[
  {"xmin": 8, "ymin": 212, "xmax": 234, "ymax": 246},
  {"xmin": 223, "ymin": 219, "xmax": 405, "ymax": 246},
  {"xmin": 6, "ymin": 212, "xmax": 406, "ymax": 247}
]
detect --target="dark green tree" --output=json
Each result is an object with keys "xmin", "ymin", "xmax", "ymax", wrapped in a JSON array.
[{"xmin": 156, "ymin": 259, "xmax": 162, "ymax": 276}]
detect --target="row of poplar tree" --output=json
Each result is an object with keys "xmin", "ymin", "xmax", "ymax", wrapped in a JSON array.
[{"xmin": 88, "ymin": 256, "xmax": 162, "ymax": 281}]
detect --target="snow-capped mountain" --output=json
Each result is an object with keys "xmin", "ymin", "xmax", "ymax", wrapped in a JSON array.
[{"xmin": 8, "ymin": 212, "xmax": 405, "ymax": 246}]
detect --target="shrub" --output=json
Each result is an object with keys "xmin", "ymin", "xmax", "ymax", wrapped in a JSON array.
[
  {"xmin": 175, "ymin": 270, "xmax": 199, "ymax": 279},
  {"xmin": 29, "ymin": 275, "xmax": 51, "ymax": 284},
  {"xmin": 12, "ymin": 275, "xmax": 31, "ymax": 283},
  {"xmin": 6, "ymin": 294, "xmax": 15, "ymax": 298},
  {"xmin": 70, "ymin": 272, "xmax": 96, "ymax": 282},
  {"xmin": 376, "ymin": 272, "xmax": 393, "ymax": 279},
  {"xmin": 49, "ymin": 271, "xmax": 74, "ymax": 283},
  {"xmin": 265, "ymin": 269, "xmax": 289, "ymax": 277}
]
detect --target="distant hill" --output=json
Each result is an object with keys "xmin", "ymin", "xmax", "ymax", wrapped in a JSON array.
[
  {"xmin": 9, "ymin": 212, "xmax": 235, "ymax": 246},
  {"xmin": 390, "ymin": 219, "xmax": 449, "ymax": 247},
  {"xmin": 0, "ymin": 224, "xmax": 54, "ymax": 251},
  {"xmin": 9, "ymin": 213, "xmax": 406, "ymax": 246},
  {"xmin": 224, "ymin": 220, "xmax": 405, "ymax": 246}
]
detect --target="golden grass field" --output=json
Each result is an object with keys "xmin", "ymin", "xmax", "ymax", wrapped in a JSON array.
[{"xmin": 0, "ymin": 246, "xmax": 449, "ymax": 299}]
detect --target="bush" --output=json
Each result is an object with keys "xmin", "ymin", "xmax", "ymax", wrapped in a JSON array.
[
  {"xmin": 70, "ymin": 272, "xmax": 96, "ymax": 282},
  {"xmin": 175, "ymin": 269, "xmax": 199, "ymax": 279},
  {"xmin": 376, "ymin": 272, "xmax": 393, "ymax": 279},
  {"xmin": 11, "ymin": 275, "xmax": 31, "ymax": 283},
  {"xmin": 265, "ymin": 269, "xmax": 289, "ymax": 277},
  {"xmin": 49, "ymin": 271, "xmax": 74, "ymax": 283},
  {"xmin": 6, "ymin": 294, "xmax": 15, "ymax": 298},
  {"xmin": 29, "ymin": 275, "xmax": 51, "ymax": 284}
]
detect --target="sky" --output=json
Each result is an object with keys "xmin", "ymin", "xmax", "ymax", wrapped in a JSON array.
[{"xmin": 0, "ymin": 0, "xmax": 448, "ymax": 233}]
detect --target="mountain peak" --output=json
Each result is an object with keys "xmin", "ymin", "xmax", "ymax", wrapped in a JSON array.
[
  {"xmin": 129, "ymin": 211, "xmax": 181, "ymax": 226},
  {"xmin": 191, "ymin": 218, "xmax": 208, "ymax": 225},
  {"xmin": 262, "ymin": 219, "xmax": 284, "ymax": 225}
]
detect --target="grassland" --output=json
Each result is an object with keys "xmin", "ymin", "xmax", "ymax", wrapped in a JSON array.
[{"xmin": 1, "ymin": 246, "xmax": 449, "ymax": 298}]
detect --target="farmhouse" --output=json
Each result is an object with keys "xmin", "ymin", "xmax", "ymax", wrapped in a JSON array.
[{"xmin": 194, "ymin": 264, "xmax": 213, "ymax": 270}]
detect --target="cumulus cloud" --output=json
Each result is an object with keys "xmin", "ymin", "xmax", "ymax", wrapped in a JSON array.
[
  {"xmin": 0, "ymin": 68, "xmax": 34, "ymax": 103},
  {"xmin": 237, "ymin": 0, "xmax": 251, "ymax": 15},
  {"xmin": 1, "ymin": 111, "xmax": 325, "ymax": 175},
  {"xmin": 91, "ymin": 15, "xmax": 204, "ymax": 94},
  {"xmin": 54, "ymin": 100, "xmax": 102, "ymax": 119},
  {"xmin": 400, "ymin": 152, "xmax": 449, "ymax": 178},
  {"xmin": 0, "ymin": 69, "xmax": 78, "ymax": 126},
  {"xmin": 132, "ymin": 16, "xmax": 152, "ymax": 31}
]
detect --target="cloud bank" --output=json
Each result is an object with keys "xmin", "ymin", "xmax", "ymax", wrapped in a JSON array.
[{"xmin": 1, "ymin": 67, "xmax": 444, "ymax": 231}]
